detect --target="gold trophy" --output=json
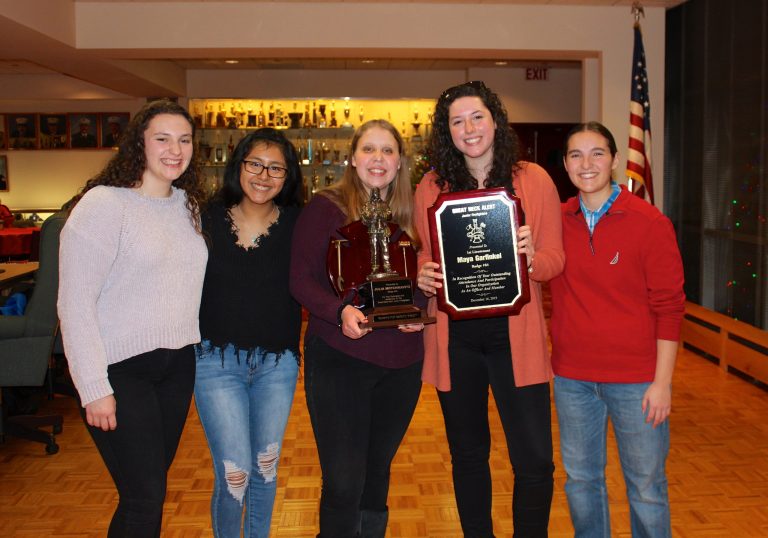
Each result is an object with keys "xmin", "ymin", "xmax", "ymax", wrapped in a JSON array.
[
  {"xmin": 327, "ymin": 188, "xmax": 434, "ymax": 328},
  {"xmin": 342, "ymin": 98, "xmax": 353, "ymax": 128}
]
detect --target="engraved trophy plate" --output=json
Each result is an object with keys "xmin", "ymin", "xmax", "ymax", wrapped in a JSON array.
[
  {"xmin": 327, "ymin": 188, "xmax": 435, "ymax": 328},
  {"xmin": 428, "ymin": 187, "xmax": 530, "ymax": 320}
]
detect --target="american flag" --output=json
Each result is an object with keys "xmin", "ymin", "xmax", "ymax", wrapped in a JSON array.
[{"xmin": 626, "ymin": 23, "xmax": 654, "ymax": 205}]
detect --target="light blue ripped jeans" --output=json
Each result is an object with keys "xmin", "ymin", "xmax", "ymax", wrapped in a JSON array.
[{"xmin": 195, "ymin": 341, "xmax": 299, "ymax": 538}]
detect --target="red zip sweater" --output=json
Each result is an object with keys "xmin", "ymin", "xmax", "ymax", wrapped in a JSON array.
[{"xmin": 550, "ymin": 187, "xmax": 685, "ymax": 383}]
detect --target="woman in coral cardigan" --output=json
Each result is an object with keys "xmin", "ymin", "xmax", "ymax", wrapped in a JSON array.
[{"xmin": 415, "ymin": 81, "xmax": 564, "ymax": 537}]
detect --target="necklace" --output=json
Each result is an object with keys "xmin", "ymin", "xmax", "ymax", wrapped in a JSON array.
[{"xmin": 231, "ymin": 203, "xmax": 279, "ymax": 247}]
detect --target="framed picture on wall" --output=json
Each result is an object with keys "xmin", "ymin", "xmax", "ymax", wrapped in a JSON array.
[
  {"xmin": 68, "ymin": 113, "xmax": 99, "ymax": 149},
  {"xmin": 7, "ymin": 113, "xmax": 39, "ymax": 150},
  {"xmin": 0, "ymin": 156, "xmax": 8, "ymax": 192},
  {"xmin": 40, "ymin": 113, "xmax": 69, "ymax": 149},
  {"xmin": 0, "ymin": 114, "xmax": 7, "ymax": 150},
  {"xmin": 100, "ymin": 112, "xmax": 129, "ymax": 148}
]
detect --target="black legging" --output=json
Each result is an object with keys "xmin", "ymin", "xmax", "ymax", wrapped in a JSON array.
[
  {"xmin": 303, "ymin": 335, "xmax": 422, "ymax": 538},
  {"xmin": 81, "ymin": 345, "xmax": 196, "ymax": 538},
  {"xmin": 439, "ymin": 317, "xmax": 554, "ymax": 538}
]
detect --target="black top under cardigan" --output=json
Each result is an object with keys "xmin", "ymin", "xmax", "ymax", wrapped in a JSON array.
[{"xmin": 198, "ymin": 202, "xmax": 302, "ymax": 361}]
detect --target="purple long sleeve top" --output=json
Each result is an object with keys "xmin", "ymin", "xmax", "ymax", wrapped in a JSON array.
[{"xmin": 289, "ymin": 194, "xmax": 423, "ymax": 369}]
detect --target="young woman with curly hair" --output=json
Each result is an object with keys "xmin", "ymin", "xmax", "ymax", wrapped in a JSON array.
[
  {"xmin": 58, "ymin": 99, "xmax": 208, "ymax": 538},
  {"xmin": 415, "ymin": 82, "xmax": 565, "ymax": 537}
]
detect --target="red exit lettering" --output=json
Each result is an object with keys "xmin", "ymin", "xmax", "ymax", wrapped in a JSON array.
[{"xmin": 525, "ymin": 67, "xmax": 548, "ymax": 81}]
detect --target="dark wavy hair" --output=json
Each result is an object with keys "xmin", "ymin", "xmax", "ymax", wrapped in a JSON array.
[
  {"xmin": 214, "ymin": 128, "xmax": 303, "ymax": 209},
  {"xmin": 563, "ymin": 121, "xmax": 618, "ymax": 157},
  {"xmin": 427, "ymin": 80, "xmax": 520, "ymax": 193},
  {"xmin": 68, "ymin": 99, "xmax": 206, "ymax": 230}
]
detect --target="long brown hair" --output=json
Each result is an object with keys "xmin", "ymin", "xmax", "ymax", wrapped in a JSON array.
[
  {"xmin": 67, "ymin": 99, "xmax": 206, "ymax": 231},
  {"xmin": 320, "ymin": 119, "xmax": 419, "ymax": 248}
]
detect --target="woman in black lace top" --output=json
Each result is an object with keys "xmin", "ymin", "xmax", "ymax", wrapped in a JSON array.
[{"xmin": 195, "ymin": 128, "xmax": 303, "ymax": 538}]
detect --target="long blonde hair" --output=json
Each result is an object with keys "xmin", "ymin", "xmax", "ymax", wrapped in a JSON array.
[{"xmin": 320, "ymin": 119, "xmax": 419, "ymax": 248}]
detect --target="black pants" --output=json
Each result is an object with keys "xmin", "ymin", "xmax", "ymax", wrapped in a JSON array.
[
  {"xmin": 81, "ymin": 346, "xmax": 196, "ymax": 538},
  {"xmin": 304, "ymin": 335, "xmax": 422, "ymax": 538},
  {"xmin": 439, "ymin": 317, "xmax": 554, "ymax": 538}
]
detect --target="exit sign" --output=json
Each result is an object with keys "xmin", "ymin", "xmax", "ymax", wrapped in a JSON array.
[{"xmin": 525, "ymin": 67, "xmax": 548, "ymax": 81}]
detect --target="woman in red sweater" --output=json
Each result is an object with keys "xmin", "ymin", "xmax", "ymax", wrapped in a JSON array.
[{"xmin": 550, "ymin": 122, "xmax": 684, "ymax": 538}]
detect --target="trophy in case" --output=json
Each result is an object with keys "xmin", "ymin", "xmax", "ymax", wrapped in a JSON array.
[
  {"xmin": 310, "ymin": 168, "xmax": 320, "ymax": 197},
  {"xmin": 411, "ymin": 108, "xmax": 421, "ymax": 137},
  {"xmin": 198, "ymin": 132, "xmax": 213, "ymax": 164},
  {"xmin": 193, "ymin": 103, "xmax": 204, "ymax": 128},
  {"xmin": 330, "ymin": 101, "xmax": 338, "ymax": 127},
  {"xmin": 342, "ymin": 98, "xmax": 353, "ymax": 128},
  {"xmin": 327, "ymin": 188, "xmax": 435, "ymax": 328},
  {"xmin": 288, "ymin": 112, "xmax": 303, "ymax": 129},
  {"xmin": 410, "ymin": 109, "xmax": 423, "ymax": 151},
  {"xmin": 318, "ymin": 104, "xmax": 327, "ymax": 128},
  {"xmin": 324, "ymin": 167, "xmax": 336, "ymax": 186}
]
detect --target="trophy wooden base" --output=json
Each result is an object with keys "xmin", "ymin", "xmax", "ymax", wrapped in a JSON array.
[
  {"xmin": 362, "ymin": 305, "xmax": 436, "ymax": 329},
  {"xmin": 358, "ymin": 276, "xmax": 435, "ymax": 329}
]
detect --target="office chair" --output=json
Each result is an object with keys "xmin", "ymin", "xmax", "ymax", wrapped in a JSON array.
[{"xmin": 0, "ymin": 212, "xmax": 66, "ymax": 454}]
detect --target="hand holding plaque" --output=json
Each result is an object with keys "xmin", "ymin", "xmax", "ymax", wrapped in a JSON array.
[{"xmin": 327, "ymin": 188, "xmax": 435, "ymax": 329}]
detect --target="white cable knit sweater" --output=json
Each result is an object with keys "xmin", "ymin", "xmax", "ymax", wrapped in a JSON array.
[{"xmin": 58, "ymin": 185, "xmax": 208, "ymax": 406}]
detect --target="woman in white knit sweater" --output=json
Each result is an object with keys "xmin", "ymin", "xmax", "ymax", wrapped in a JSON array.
[{"xmin": 58, "ymin": 100, "xmax": 208, "ymax": 538}]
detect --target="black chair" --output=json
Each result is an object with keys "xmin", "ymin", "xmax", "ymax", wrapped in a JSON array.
[{"xmin": 0, "ymin": 212, "xmax": 66, "ymax": 454}]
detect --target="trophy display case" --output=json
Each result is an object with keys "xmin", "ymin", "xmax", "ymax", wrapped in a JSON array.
[{"xmin": 190, "ymin": 98, "xmax": 435, "ymax": 201}]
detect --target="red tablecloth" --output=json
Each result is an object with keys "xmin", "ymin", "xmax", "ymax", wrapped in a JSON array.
[{"xmin": 0, "ymin": 227, "xmax": 40, "ymax": 257}]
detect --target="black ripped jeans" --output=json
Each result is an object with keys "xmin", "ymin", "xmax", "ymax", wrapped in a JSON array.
[
  {"xmin": 81, "ymin": 345, "xmax": 196, "ymax": 538},
  {"xmin": 439, "ymin": 317, "xmax": 554, "ymax": 538},
  {"xmin": 304, "ymin": 335, "xmax": 422, "ymax": 538}
]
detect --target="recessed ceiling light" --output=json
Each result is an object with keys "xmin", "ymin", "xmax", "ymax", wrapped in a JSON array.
[
  {"xmin": 495, "ymin": 61, "xmax": 508, "ymax": 66},
  {"xmin": 361, "ymin": 59, "xmax": 375, "ymax": 64},
  {"xmin": 224, "ymin": 60, "xmax": 239, "ymax": 64}
]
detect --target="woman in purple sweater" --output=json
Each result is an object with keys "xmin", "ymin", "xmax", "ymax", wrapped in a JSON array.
[{"xmin": 290, "ymin": 119, "xmax": 424, "ymax": 538}]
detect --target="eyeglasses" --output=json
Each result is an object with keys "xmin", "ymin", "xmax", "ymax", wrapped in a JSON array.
[
  {"xmin": 242, "ymin": 160, "xmax": 288, "ymax": 179},
  {"xmin": 440, "ymin": 80, "xmax": 488, "ymax": 100}
]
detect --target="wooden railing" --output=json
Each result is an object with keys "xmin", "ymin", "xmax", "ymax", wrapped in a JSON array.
[{"xmin": 680, "ymin": 301, "xmax": 768, "ymax": 385}]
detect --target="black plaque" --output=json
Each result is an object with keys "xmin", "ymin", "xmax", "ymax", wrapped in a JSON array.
[{"xmin": 428, "ymin": 187, "xmax": 530, "ymax": 319}]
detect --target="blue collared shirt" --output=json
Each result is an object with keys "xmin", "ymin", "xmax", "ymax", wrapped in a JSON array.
[{"xmin": 579, "ymin": 181, "xmax": 621, "ymax": 235}]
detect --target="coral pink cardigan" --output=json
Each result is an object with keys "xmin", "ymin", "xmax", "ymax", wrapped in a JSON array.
[{"xmin": 414, "ymin": 163, "xmax": 565, "ymax": 391}]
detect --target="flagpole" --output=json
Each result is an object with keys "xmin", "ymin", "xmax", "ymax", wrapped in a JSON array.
[{"xmin": 626, "ymin": 0, "xmax": 655, "ymax": 205}]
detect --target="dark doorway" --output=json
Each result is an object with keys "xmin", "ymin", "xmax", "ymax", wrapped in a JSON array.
[{"xmin": 512, "ymin": 122, "xmax": 578, "ymax": 202}]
